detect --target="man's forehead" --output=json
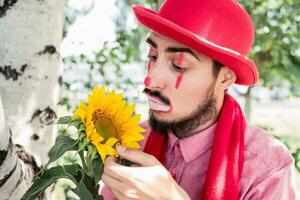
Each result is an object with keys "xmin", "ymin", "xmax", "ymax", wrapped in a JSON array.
[
  {"xmin": 149, "ymin": 31, "xmax": 187, "ymax": 48},
  {"xmin": 147, "ymin": 32, "xmax": 203, "ymax": 60}
]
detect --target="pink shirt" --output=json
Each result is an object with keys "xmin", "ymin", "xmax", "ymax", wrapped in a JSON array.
[{"xmin": 102, "ymin": 122, "xmax": 296, "ymax": 199}]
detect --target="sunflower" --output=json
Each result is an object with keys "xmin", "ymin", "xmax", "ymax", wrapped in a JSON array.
[{"xmin": 73, "ymin": 86, "xmax": 145, "ymax": 162}]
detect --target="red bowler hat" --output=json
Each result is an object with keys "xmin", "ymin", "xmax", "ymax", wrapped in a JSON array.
[{"xmin": 132, "ymin": 0, "xmax": 259, "ymax": 86}]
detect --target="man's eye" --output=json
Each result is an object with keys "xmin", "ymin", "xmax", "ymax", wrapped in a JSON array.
[
  {"xmin": 173, "ymin": 64, "xmax": 185, "ymax": 72},
  {"xmin": 147, "ymin": 55, "xmax": 157, "ymax": 62}
]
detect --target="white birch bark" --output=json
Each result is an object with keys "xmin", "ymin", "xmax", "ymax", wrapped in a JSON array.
[
  {"xmin": 0, "ymin": 0, "xmax": 64, "ymax": 199},
  {"xmin": 0, "ymin": 0, "xmax": 64, "ymax": 164},
  {"xmin": 0, "ymin": 95, "xmax": 39, "ymax": 200}
]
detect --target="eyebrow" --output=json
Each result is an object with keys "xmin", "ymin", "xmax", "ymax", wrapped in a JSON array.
[{"xmin": 146, "ymin": 37, "xmax": 200, "ymax": 60}]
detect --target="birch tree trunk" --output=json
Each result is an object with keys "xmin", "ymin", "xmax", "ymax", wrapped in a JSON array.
[
  {"xmin": 0, "ymin": 95, "xmax": 40, "ymax": 200},
  {"xmin": 0, "ymin": 0, "xmax": 64, "ymax": 198}
]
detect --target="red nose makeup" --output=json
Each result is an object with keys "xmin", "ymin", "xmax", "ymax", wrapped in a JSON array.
[{"xmin": 144, "ymin": 76, "xmax": 151, "ymax": 87}]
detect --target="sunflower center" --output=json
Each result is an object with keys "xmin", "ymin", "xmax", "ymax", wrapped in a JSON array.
[{"xmin": 92, "ymin": 110, "xmax": 118, "ymax": 142}]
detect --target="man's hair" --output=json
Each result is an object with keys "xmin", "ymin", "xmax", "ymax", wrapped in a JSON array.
[
  {"xmin": 213, "ymin": 61, "xmax": 230, "ymax": 93},
  {"xmin": 212, "ymin": 60, "xmax": 222, "ymax": 77}
]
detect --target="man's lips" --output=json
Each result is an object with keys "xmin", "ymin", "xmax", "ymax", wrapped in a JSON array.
[
  {"xmin": 146, "ymin": 94, "xmax": 172, "ymax": 113},
  {"xmin": 146, "ymin": 94, "xmax": 167, "ymax": 105}
]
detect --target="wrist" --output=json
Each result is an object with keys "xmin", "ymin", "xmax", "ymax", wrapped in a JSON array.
[{"xmin": 167, "ymin": 184, "xmax": 190, "ymax": 200}]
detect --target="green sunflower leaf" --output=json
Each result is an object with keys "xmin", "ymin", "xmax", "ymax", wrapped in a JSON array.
[
  {"xmin": 88, "ymin": 144, "xmax": 99, "ymax": 160},
  {"xmin": 72, "ymin": 180, "xmax": 94, "ymax": 200},
  {"xmin": 94, "ymin": 196, "xmax": 104, "ymax": 200},
  {"xmin": 121, "ymin": 158, "xmax": 135, "ymax": 166},
  {"xmin": 69, "ymin": 118, "xmax": 83, "ymax": 129},
  {"xmin": 78, "ymin": 137, "xmax": 89, "ymax": 152},
  {"xmin": 78, "ymin": 131, "xmax": 86, "ymax": 142},
  {"xmin": 47, "ymin": 116, "xmax": 72, "ymax": 125},
  {"xmin": 92, "ymin": 158, "xmax": 103, "ymax": 184},
  {"xmin": 46, "ymin": 135, "xmax": 78, "ymax": 166},
  {"xmin": 21, "ymin": 164, "xmax": 82, "ymax": 200}
]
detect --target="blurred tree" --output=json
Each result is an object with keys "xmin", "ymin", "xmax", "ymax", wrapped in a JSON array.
[
  {"xmin": 239, "ymin": 0, "xmax": 300, "ymax": 119},
  {"xmin": 0, "ymin": 0, "xmax": 64, "ymax": 199},
  {"xmin": 63, "ymin": 0, "xmax": 95, "ymax": 39},
  {"xmin": 61, "ymin": 0, "xmax": 163, "ymax": 108}
]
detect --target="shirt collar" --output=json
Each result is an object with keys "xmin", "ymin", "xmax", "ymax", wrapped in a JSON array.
[{"xmin": 167, "ymin": 123, "xmax": 217, "ymax": 163}]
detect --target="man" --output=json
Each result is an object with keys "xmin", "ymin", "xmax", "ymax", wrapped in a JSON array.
[{"xmin": 101, "ymin": 0, "xmax": 296, "ymax": 199}]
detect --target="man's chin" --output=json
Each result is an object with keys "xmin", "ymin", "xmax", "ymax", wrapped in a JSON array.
[{"xmin": 149, "ymin": 112, "xmax": 171, "ymax": 135}]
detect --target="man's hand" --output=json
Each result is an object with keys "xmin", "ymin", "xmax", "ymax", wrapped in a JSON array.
[{"xmin": 102, "ymin": 146, "xmax": 191, "ymax": 200}]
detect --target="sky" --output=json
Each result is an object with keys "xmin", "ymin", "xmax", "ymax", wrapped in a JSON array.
[
  {"xmin": 59, "ymin": 0, "xmax": 148, "ymax": 118},
  {"xmin": 61, "ymin": 0, "xmax": 117, "ymax": 57}
]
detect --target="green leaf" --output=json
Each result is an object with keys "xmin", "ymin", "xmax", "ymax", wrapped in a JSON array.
[
  {"xmin": 92, "ymin": 158, "xmax": 103, "ymax": 184},
  {"xmin": 47, "ymin": 116, "xmax": 83, "ymax": 130},
  {"xmin": 47, "ymin": 135, "xmax": 78, "ymax": 166},
  {"xmin": 78, "ymin": 138, "xmax": 89, "ymax": 152},
  {"xmin": 87, "ymin": 144, "xmax": 98, "ymax": 160},
  {"xmin": 21, "ymin": 164, "xmax": 82, "ymax": 200},
  {"xmin": 121, "ymin": 158, "xmax": 134, "ymax": 166},
  {"xmin": 94, "ymin": 195, "xmax": 104, "ymax": 200},
  {"xmin": 69, "ymin": 118, "xmax": 83, "ymax": 129},
  {"xmin": 48, "ymin": 116, "xmax": 72, "ymax": 125},
  {"xmin": 72, "ymin": 180, "xmax": 94, "ymax": 200},
  {"xmin": 82, "ymin": 173, "xmax": 100, "ymax": 197},
  {"xmin": 77, "ymin": 122, "xmax": 86, "ymax": 132}
]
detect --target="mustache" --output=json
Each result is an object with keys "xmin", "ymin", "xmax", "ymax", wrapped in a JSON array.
[{"xmin": 143, "ymin": 88, "xmax": 171, "ymax": 105}]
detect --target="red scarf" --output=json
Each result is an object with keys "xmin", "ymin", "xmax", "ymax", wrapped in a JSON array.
[{"xmin": 144, "ymin": 94, "xmax": 246, "ymax": 200}]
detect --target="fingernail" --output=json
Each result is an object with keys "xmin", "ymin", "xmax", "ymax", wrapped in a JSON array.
[{"xmin": 117, "ymin": 145, "xmax": 126, "ymax": 154}]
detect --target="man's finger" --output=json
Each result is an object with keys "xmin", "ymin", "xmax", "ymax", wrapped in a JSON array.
[
  {"xmin": 117, "ymin": 146, "xmax": 160, "ymax": 167},
  {"xmin": 104, "ymin": 156, "xmax": 133, "ymax": 180},
  {"xmin": 112, "ymin": 188, "xmax": 139, "ymax": 200},
  {"xmin": 111, "ymin": 188, "xmax": 130, "ymax": 200},
  {"xmin": 102, "ymin": 173, "xmax": 125, "ymax": 191}
]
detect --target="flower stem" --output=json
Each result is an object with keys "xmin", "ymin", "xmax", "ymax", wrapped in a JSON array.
[{"xmin": 79, "ymin": 151, "xmax": 87, "ymax": 181}]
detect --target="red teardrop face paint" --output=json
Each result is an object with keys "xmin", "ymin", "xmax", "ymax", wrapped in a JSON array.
[
  {"xmin": 175, "ymin": 72, "xmax": 183, "ymax": 89},
  {"xmin": 144, "ymin": 76, "xmax": 151, "ymax": 87},
  {"xmin": 174, "ymin": 53, "xmax": 185, "ymax": 89}
]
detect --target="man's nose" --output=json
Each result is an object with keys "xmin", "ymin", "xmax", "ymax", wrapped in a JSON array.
[{"xmin": 146, "ymin": 59, "xmax": 167, "ymax": 90}]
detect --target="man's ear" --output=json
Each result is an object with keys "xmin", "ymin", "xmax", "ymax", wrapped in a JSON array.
[{"xmin": 217, "ymin": 67, "xmax": 236, "ymax": 90}]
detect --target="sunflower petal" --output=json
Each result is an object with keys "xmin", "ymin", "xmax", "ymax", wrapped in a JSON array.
[
  {"xmin": 96, "ymin": 144, "xmax": 107, "ymax": 162},
  {"xmin": 89, "ymin": 129, "xmax": 104, "ymax": 143},
  {"xmin": 105, "ymin": 137, "xmax": 118, "ymax": 146},
  {"xmin": 104, "ymin": 144, "xmax": 117, "ymax": 156},
  {"xmin": 122, "ymin": 142, "xmax": 141, "ymax": 149},
  {"xmin": 121, "ymin": 134, "xmax": 144, "ymax": 143},
  {"xmin": 116, "ymin": 104, "xmax": 135, "ymax": 124},
  {"xmin": 121, "ymin": 123, "xmax": 145, "ymax": 133},
  {"xmin": 127, "ymin": 114, "xmax": 141, "ymax": 124}
]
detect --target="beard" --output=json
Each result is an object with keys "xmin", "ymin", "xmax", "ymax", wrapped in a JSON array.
[{"xmin": 148, "ymin": 90, "xmax": 217, "ymax": 139}]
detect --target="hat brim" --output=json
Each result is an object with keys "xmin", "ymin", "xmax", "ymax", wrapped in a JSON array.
[{"xmin": 133, "ymin": 5, "xmax": 258, "ymax": 86}]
